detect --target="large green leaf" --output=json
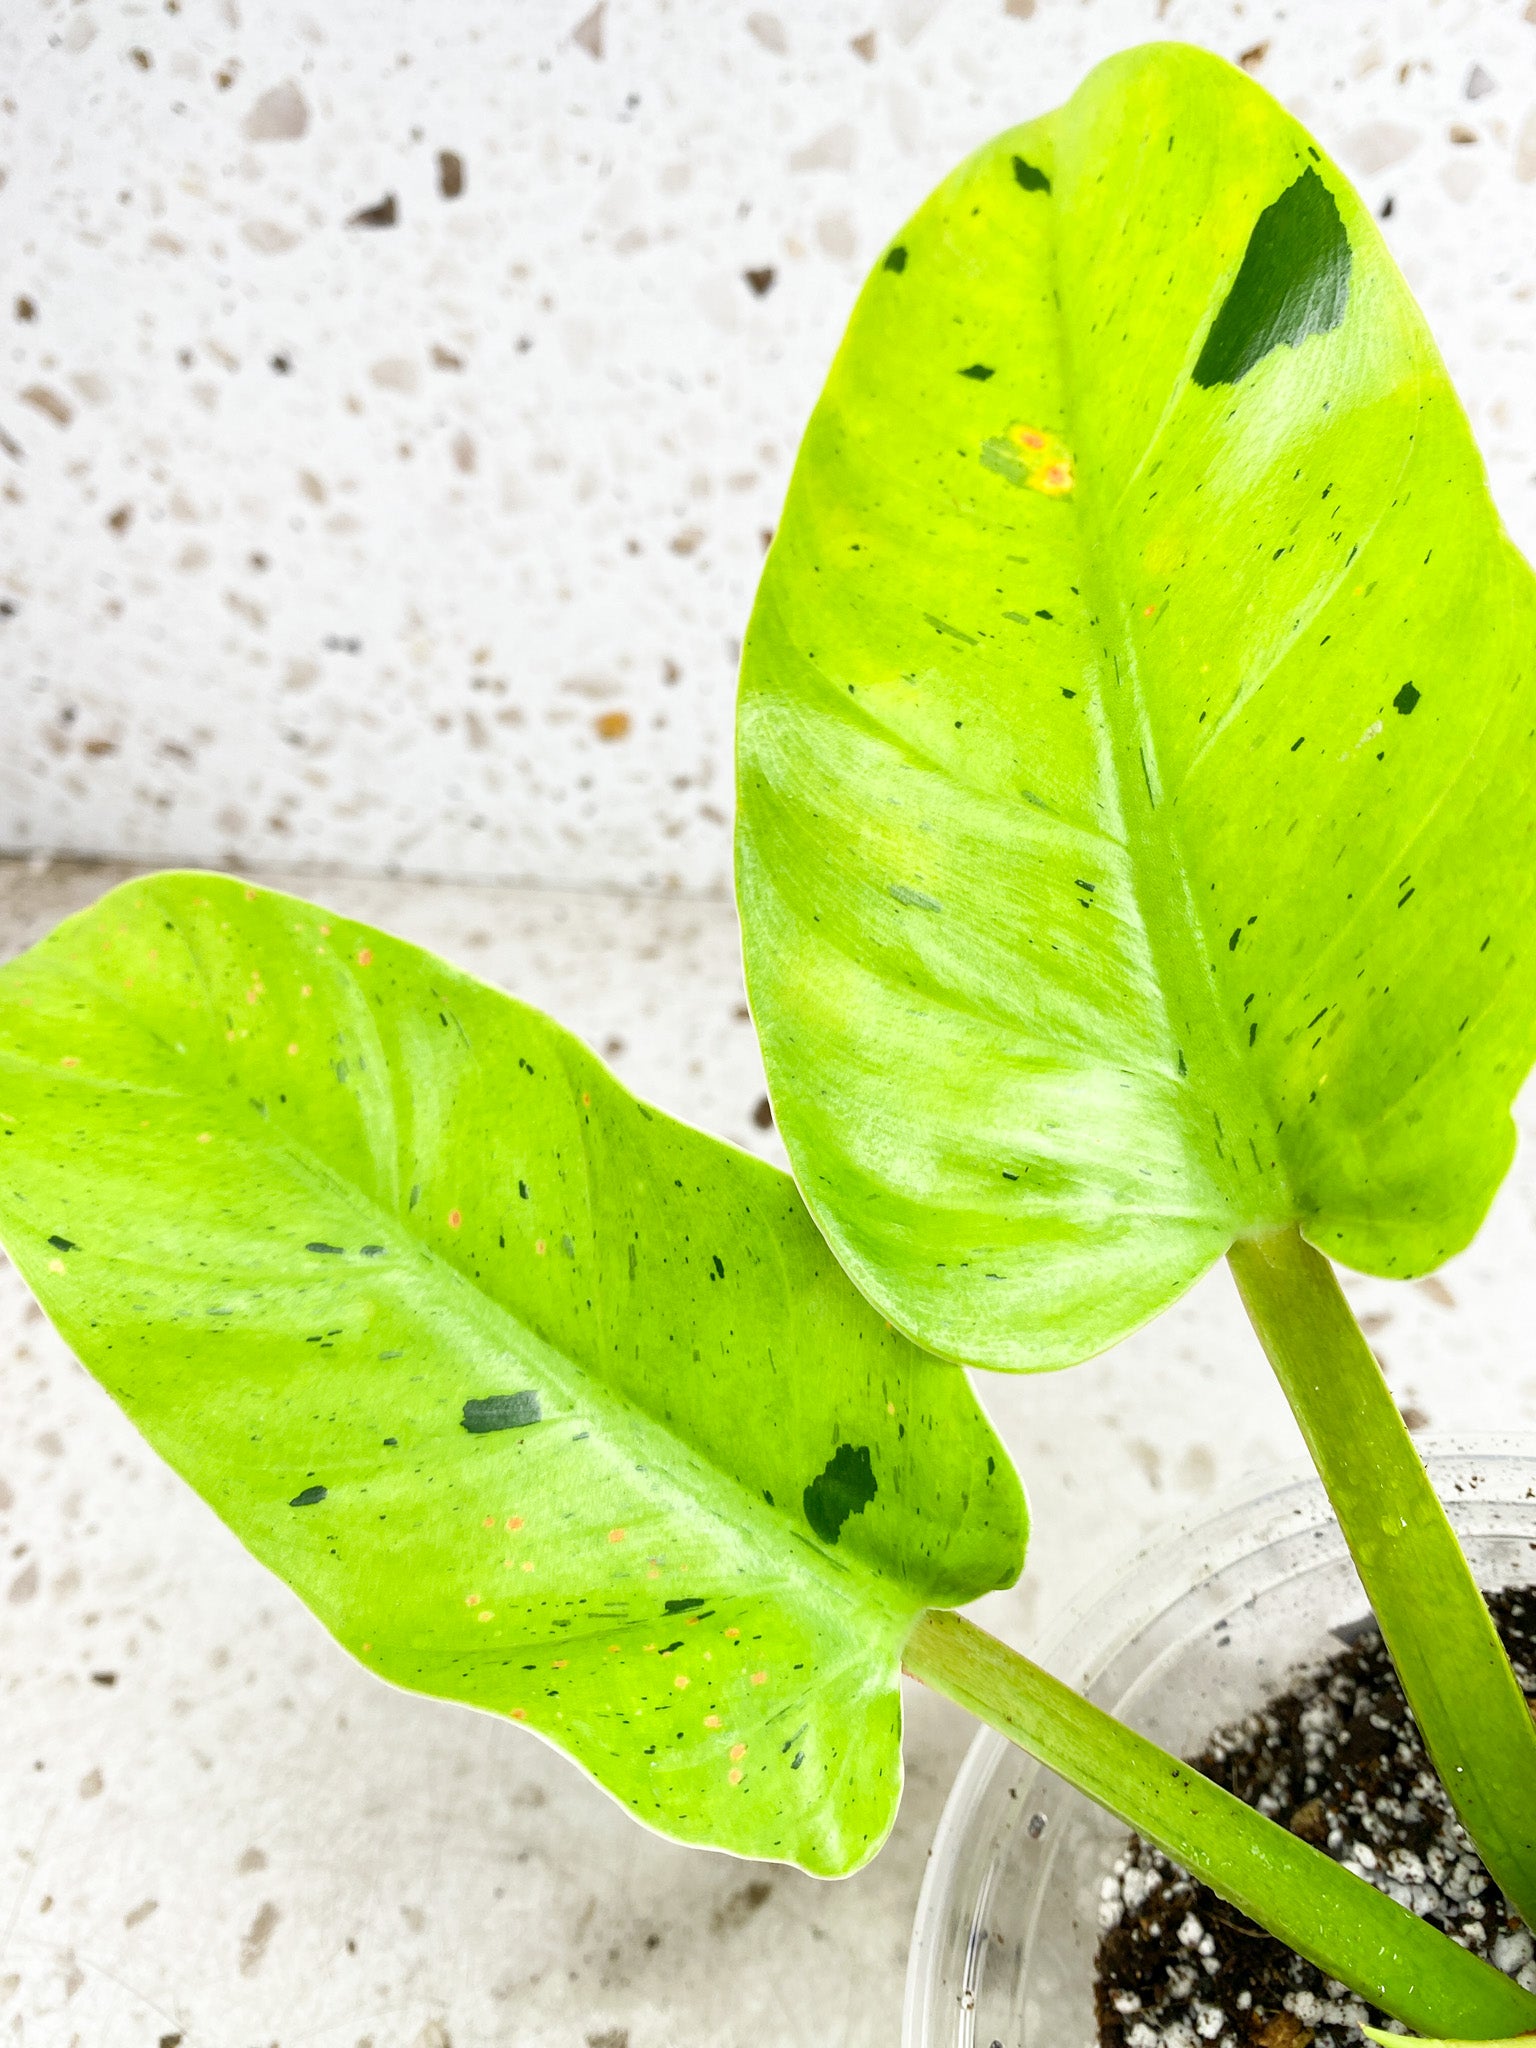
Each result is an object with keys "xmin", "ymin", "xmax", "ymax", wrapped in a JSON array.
[
  {"xmin": 737, "ymin": 42, "xmax": 1536, "ymax": 1371},
  {"xmin": 0, "ymin": 872, "xmax": 1024, "ymax": 1874}
]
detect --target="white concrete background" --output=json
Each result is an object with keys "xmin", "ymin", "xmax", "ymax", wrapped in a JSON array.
[
  {"xmin": 4, "ymin": 1, "xmax": 1536, "ymax": 2044},
  {"xmin": 2, "ymin": 0, "xmax": 1536, "ymax": 888}
]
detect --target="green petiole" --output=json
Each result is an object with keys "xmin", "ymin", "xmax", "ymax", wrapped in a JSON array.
[
  {"xmin": 1229, "ymin": 1227, "xmax": 1536, "ymax": 1932},
  {"xmin": 904, "ymin": 1608, "xmax": 1536, "ymax": 2041}
]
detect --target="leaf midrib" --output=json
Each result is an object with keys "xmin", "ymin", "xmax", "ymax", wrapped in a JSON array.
[{"xmin": 1035, "ymin": 125, "xmax": 1292, "ymax": 1229}]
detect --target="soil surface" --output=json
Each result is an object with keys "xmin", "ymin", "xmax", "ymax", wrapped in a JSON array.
[{"xmin": 1093, "ymin": 1589, "xmax": 1536, "ymax": 2048}]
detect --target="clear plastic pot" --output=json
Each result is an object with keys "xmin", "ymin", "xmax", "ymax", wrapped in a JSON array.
[{"xmin": 903, "ymin": 1436, "xmax": 1536, "ymax": 2048}]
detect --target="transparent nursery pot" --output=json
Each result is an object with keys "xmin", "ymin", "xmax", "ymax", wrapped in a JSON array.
[{"xmin": 903, "ymin": 1435, "xmax": 1536, "ymax": 2048}]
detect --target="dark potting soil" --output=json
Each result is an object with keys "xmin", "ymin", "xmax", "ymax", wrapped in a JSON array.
[{"xmin": 1093, "ymin": 1588, "xmax": 1536, "ymax": 2048}]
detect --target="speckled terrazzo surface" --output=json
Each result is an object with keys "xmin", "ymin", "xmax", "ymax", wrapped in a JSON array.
[
  {"xmin": 4, "ymin": 0, "xmax": 1536, "ymax": 891},
  {"xmin": 5, "ymin": 0, "xmax": 1536, "ymax": 2041}
]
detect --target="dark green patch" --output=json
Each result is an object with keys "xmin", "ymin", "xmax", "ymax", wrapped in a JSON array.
[
  {"xmin": 803, "ymin": 1443, "xmax": 877, "ymax": 1545},
  {"xmin": 1012, "ymin": 155, "xmax": 1050, "ymax": 194},
  {"xmin": 305, "ymin": 1241, "xmax": 344, "ymax": 1255},
  {"xmin": 47, "ymin": 1234, "xmax": 77, "ymax": 1252},
  {"xmin": 959, "ymin": 363, "xmax": 995, "ymax": 381},
  {"xmin": 1394, "ymin": 681, "xmax": 1421, "ymax": 715},
  {"xmin": 1192, "ymin": 168, "xmax": 1350, "ymax": 389},
  {"xmin": 883, "ymin": 244, "xmax": 907, "ymax": 273},
  {"xmin": 461, "ymin": 1390, "xmax": 542, "ymax": 1433},
  {"xmin": 664, "ymin": 1597, "xmax": 705, "ymax": 1614},
  {"xmin": 289, "ymin": 1484, "xmax": 328, "ymax": 1507}
]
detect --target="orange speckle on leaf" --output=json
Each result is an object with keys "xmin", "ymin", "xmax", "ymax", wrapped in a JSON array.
[
  {"xmin": 196, "ymin": 1132, "xmax": 212, "ymax": 1144},
  {"xmin": 319, "ymin": 924, "xmax": 331, "ymax": 936},
  {"xmin": 674, "ymin": 1674, "xmax": 690, "ymax": 1689},
  {"xmin": 1036, "ymin": 462, "xmax": 1072, "ymax": 495},
  {"xmin": 608, "ymin": 1528, "xmax": 626, "ymax": 1544},
  {"xmin": 521, "ymin": 1561, "xmax": 535, "ymax": 1573},
  {"xmin": 607, "ymin": 1645, "xmax": 620, "ymax": 1654},
  {"xmin": 581, "ymin": 1090, "xmax": 591, "ymax": 1106},
  {"xmin": 356, "ymin": 948, "xmax": 373, "ymax": 966},
  {"xmin": 244, "ymin": 887, "xmax": 257, "ymax": 901},
  {"xmin": 728, "ymin": 1767, "xmax": 743, "ymax": 1785},
  {"xmin": 506, "ymin": 1515, "xmax": 524, "ymax": 1533},
  {"xmin": 704, "ymin": 1713, "xmax": 722, "ymax": 1728},
  {"xmin": 286, "ymin": 1042, "xmax": 299, "ymax": 1057},
  {"xmin": 477, "ymin": 1609, "xmax": 495, "ymax": 1623},
  {"xmin": 483, "ymin": 1515, "xmax": 496, "ymax": 1529},
  {"xmin": 534, "ymin": 1239, "xmax": 547, "ymax": 1256},
  {"xmin": 750, "ymin": 1670, "xmax": 767, "ymax": 1686},
  {"xmin": 510, "ymin": 1707, "xmax": 527, "ymax": 1721},
  {"xmin": 724, "ymin": 1627, "xmax": 740, "ymax": 1640},
  {"xmin": 300, "ymin": 984, "xmax": 312, "ymax": 998},
  {"xmin": 729, "ymin": 1742, "xmax": 747, "ymax": 1761},
  {"xmin": 361, "ymin": 1641, "xmax": 371, "ymax": 1653},
  {"xmin": 1142, "ymin": 603, "xmax": 1156, "ymax": 617},
  {"xmin": 647, "ymin": 1566, "xmax": 660, "ymax": 1580},
  {"xmin": 448, "ymin": 1209, "xmax": 462, "ymax": 1229},
  {"xmin": 465, "ymin": 1592, "xmax": 482, "ymax": 1607},
  {"xmin": 552, "ymin": 1658, "xmax": 568, "ymax": 1669},
  {"xmin": 60, "ymin": 1056, "xmax": 79, "ymax": 1069}
]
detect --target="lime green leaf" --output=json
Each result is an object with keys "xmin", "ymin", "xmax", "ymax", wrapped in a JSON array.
[
  {"xmin": 736, "ymin": 42, "xmax": 1536, "ymax": 1371},
  {"xmin": 1361, "ymin": 2033, "xmax": 1536, "ymax": 2046},
  {"xmin": 0, "ymin": 873, "xmax": 1025, "ymax": 1874}
]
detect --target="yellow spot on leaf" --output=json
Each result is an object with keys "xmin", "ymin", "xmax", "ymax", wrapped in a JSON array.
[
  {"xmin": 729, "ymin": 1743, "xmax": 747, "ymax": 1761},
  {"xmin": 647, "ymin": 1567, "xmax": 660, "ymax": 1580},
  {"xmin": 704, "ymin": 1714, "xmax": 721, "ymax": 1729},
  {"xmin": 196, "ymin": 1132, "xmax": 212, "ymax": 1144},
  {"xmin": 534, "ymin": 1239, "xmax": 547, "ymax": 1256},
  {"xmin": 356, "ymin": 948, "xmax": 373, "ymax": 966},
  {"xmin": 301, "ymin": 984, "xmax": 312, "ymax": 998},
  {"xmin": 448, "ymin": 1209, "xmax": 462, "ymax": 1229},
  {"xmin": 643, "ymin": 1643, "xmax": 657, "ymax": 1654},
  {"xmin": 319, "ymin": 924, "xmax": 331, "ymax": 936},
  {"xmin": 552, "ymin": 1659, "xmax": 568, "ymax": 1669},
  {"xmin": 674, "ymin": 1674, "xmax": 690, "ymax": 1690},
  {"xmin": 286, "ymin": 1043, "xmax": 299, "ymax": 1057},
  {"xmin": 521, "ymin": 1561, "xmax": 535, "ymax": 1573},
  {"xmin": 608, "ymin": 1528, "xmax": 627, "ymax": 1544},
  {"xmin": 728, "ymin": 1768, "xmax": 743, "ymax": 1785},
  {"xmin": 506, "ymin": 1515, "xmax": 524, "ymax": 1532},
  {"xmin": 886, "ymin": 1401, "xmax": 895, "ymax": 1415},
  {"xmin": 477, "ymin": 1610, "xmax": 495, "ymax": 1623},
  {"xmin": 750, "ymin": 1671, "xmax": 767, "ymax": 1686},
  {"xmin": 465, "ymin": 1592, "xmax": 481, "ymax": 1607},
  {"xmin": 244, "ymin": 887, "xmax": 257, "ymax": 901},
  {"xmin": 47, "ymin": 1258, "xmax": 65, "ymax": 1275},
  {"xmin": 725, "ymin": 1627, "xmax": 740, "ymax": 1640},
  {"xmin": 483, "ymin": 1515, "xmax": 497, "ymax": 1529},
  {"xmin": 60, "ymin": 1056, "xmax": 79, "ymax": 1069},
  {"xmin": 1002, "ymin": 422, "xmax": 1074, "ymax": 496},
  {"xmin": 510, "ymin": 1707, "xmax": 526, "ymax": 1721}
]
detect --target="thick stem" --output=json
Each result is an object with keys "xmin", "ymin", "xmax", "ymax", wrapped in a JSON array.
[
  {"xmin": 1229, "ymin": 1226, "xmax": 1536, "ymax": 1930},
  {"xmin": 905, "ymin": 1608, "xmax": 1536, "ymax": 2040}
]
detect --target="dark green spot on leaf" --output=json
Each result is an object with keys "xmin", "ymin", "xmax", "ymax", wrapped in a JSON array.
[
  {"xmin": 290, "ymin": 1484, "xmax": 327, "ymax": 1507},
  {"xmin": 462, "ymin": 1391, "xmax": 542, "ymax": 1433},
  {"xmin": 803, "ymin": 1443, "xmax": 877, "ymax": 1545},
  {"xmin": 1192, "ymin": 168, "xmax": 1350, "ymax": 389},
  {"xmin": 1012, "ymin": 155, "xmax": 1050, "ymax": 194},
  {"xmin": 1394, "ymin": 681, "xmax": 1420, "ymax": 715}
]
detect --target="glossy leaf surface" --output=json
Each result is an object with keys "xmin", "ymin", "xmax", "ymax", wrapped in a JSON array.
[
  {"xmin": 0, "ymin": 873, "xmax": 1025, "ymax": 1874},
  {"xmin": 737, "ymin": 43, "xmax": 1536, "ymax": 1371}
]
